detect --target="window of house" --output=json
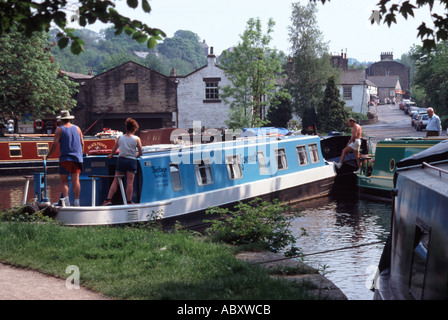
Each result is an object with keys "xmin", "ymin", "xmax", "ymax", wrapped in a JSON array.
[
  {"xmin": 275, "ymin": 148, "xmax": 288, "ymax": 170},
  {"xmin": 225, "ymin": 155, "xmax": 243, "ymax": 180},
  {"xmin": 169, "ymin": 164, "xmax": 182, "ymax": 191},
  {"xmin": 308, "ymin": 143, "xmax": 320, "ymax": 163},
  {"xmin": 257, "ymin": 151, "xmax": 268, "ymax": 175},
  {"xmin": 343, "ymin": 86, "xmax": 352, "ymax": 99},
  {"xmin": 9, "ymin": 144, "xmax": 22, "ymax": 157},
  {"xmin": 194, "ymin": 159, "xmax": 213, "ymax": 186},
  {"xmin": 124, "ymin": 83, "xmax": 139, "ymax": 102},
  {"xmin": 296, "ymin": 145, "xmax": 309, "ymax": 166},
  {"xmin": 203, "ymin": 78, "xmax": 221, "ymax": 102}
]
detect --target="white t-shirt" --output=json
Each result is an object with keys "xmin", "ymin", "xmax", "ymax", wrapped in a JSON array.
[{"xmin": 118, "ymin": 135, "xmax": 138, "ymax": 159}]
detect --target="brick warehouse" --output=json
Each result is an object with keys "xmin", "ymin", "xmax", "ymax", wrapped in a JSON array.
[{"xmin": 66, "ymin": 61, "xmax": 178, "ymax": 134}]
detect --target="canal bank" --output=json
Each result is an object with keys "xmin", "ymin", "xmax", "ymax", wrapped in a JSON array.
[{"xmin": 0, "ymin": 249, "xmax": 346, "ymax": 300}]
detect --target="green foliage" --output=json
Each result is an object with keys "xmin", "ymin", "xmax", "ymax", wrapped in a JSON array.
[
  {"xmin": 0, "ymin": 28, "xmax": 78, "ymax": 120},
  {"xmin": 220, "ymin": 18, "xmax": 289, "ymax": 129},
  {"xmin": 0, "ymin": 0, "xmax": 165, "ymax": 54},
  {"xmin": 412, "ymin": 41, "xmax": 448, "ymax": 116},
  {"xmin": 205, "ymin": 198, "xmax": 302, "ymax": 256},
  {"xmin": 50, "ymin": 27, "xmax": 206, "ymax": 76},
  {"xmin": 317, "ymin": 75, "xmax": 348, "ymax": 133},
  {"xmin": 0, "ymin": 206, "xmax": 53, "ymax": 223},
  {"xmin": 266, "ymin": 93, "xmax": 293, "ymax": 128},
  {"xmin": 287, "ymin": 2, "xmax": 338, "ymax": 120}
]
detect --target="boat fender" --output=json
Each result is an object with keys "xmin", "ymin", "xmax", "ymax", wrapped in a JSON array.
[
  {"xmin": 34, "ymin": 119, "xmax": 43, "ymax": 130},
  {"xmin": 391, "ymin": 188, "xmax": 399, "ymax": 197}
]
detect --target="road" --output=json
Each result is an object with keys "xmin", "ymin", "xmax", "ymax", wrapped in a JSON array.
[{"xmin": 362, "ymin": 104, "xmax": 430, "ymax": 151}]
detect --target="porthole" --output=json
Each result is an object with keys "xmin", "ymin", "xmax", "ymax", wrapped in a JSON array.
[{"xmin": 389, "ymin": 159, "xmax": 396, "ymax": 172}]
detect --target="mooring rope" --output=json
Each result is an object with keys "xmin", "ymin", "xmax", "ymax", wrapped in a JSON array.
[{"xmin": 255, "ymin": 241, "xmax": 384, "ymax": 265}]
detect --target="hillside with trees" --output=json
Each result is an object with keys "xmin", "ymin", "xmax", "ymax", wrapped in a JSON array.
[{"xmin": 50, "ymin": 27, "xmax": 207, "ymax": 76}]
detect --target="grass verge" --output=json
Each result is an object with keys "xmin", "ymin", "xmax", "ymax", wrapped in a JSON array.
[{"xmin": 0, "ymin": 220, "xmax": 314, "ymax": 300}]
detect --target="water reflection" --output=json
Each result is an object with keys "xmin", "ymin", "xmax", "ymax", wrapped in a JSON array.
[{"xmin": 291, "ymin": 196, "xmax": 391, "ymax": 300}]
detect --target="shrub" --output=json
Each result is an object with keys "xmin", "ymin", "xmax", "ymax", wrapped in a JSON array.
[{"xmin": 205, "ymin": 198, "xmax": 302, "ymax": 256}]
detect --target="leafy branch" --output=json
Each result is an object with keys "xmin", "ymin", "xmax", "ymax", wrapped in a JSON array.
[{"xmin": 0, "ymin": 0, "xmax": 166, "ymax": 54}]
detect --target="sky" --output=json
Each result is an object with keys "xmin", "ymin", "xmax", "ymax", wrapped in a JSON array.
[{"xmin": 82, "ymin": 0, "xmax": 446, "ymax": 63}]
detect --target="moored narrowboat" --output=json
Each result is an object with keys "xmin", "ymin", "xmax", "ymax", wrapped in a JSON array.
[
  {"xmin": 373, "ymin": 141, "xmax": 448, "ymax": 299},
  {"xmin": 0, "ymin": 134, "xmax": 116, "ymax": 172},
  {"xmin": 52, "ymin": 134, "xmax": 336, "ymax": 226},
  {"xmin": 356, "ymin": 137, "xmax": 445, "ymax": 199}
]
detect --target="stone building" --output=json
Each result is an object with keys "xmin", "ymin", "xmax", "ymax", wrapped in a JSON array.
[
  {"xmin": 330, "ymin": 52, "xmax": 376, "ymax": 114},
  {"xmin": 68, "ymin": 62, "xmax": 178, "ymax": 134},
  {"xmin": 176, "ymin": 47, "xmax": 233, "ymax": 129},
  {"xmin": 365, "ymin": 52, "xmax": 410, "ymax": 94}
]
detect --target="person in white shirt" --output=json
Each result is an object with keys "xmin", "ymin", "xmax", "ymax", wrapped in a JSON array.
[
  {"xmin": 102, "ymin": 118, "xmax": 143, "ymax": 205},
  {"xmin": 426, "ymin": 107, "xmax": 442, "ymax": 137}
]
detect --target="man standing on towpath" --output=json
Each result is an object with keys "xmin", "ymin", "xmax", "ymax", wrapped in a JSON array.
[{"xmin": 46, "ymin": 110, "xmax": 84, "ymax": 207}]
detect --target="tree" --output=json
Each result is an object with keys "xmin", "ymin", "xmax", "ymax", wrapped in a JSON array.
[
  {"xmin": 0, "ymin": 0, "xmax": 165, "ymax": 54},
  {"xmin": 220, "ymin": 18, "xmax": 290, "ymax": 129},
  {"xmin": 312, "ymin": 0, "xmax": 448, "ymax": 51},
  {"xmin": 287, "ymin": 2, "xmax": 337, "ymax": 122},
  {"xmin": 317, "ymin": 76, "xmax": 348, "ymax": 133},
  {"xmin": 0, "ymin": 28, "xmax": 78, "ymax": 120},
  {"xmin": 413, "ymin": 41, "xmax": 448, "ymax": 116},
  {"xmin": 266, "ymin": 93, "xmax": 293, "ymax": 128}
]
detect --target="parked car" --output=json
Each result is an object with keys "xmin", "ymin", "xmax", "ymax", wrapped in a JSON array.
[
  {"xmin": 416, "ymin": 114, "xmax": 430, "ymax": 131},
  {"xmin": 411, "ymin": 112, "xmax": 425, "ymax": 127},
  {"xmin": 404, "ymin": 101, "xmax": 416, "ymax": 114},
  {"xmin": 400, "ymin": 99, "xmax": 410, "ymax": 110},
  {"xmin": 409, "ymin": 106, "xmax": 419, "ymax": 117}
]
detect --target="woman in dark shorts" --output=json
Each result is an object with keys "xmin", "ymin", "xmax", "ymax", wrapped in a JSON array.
[{"xmin": 102, "ymin": 118, "xmax": 143, "ymax": 205}]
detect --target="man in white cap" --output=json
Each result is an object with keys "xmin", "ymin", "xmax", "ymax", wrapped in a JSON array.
[{"xmin": 47, "ymin": 110, "xmax": 84, "ymax": 206}]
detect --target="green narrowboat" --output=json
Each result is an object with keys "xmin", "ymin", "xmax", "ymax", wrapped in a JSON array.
[{"xmin": 357, "ymin": 137, "xmax": 445, "ymax": 199}]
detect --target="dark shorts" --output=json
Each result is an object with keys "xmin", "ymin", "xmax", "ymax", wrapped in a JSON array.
[
  {"xmin": 426, "ymin": 131, "xmax": 439, "ymax": 137},
  {"xmin": 116, "ymin": 157, "xmax": 137, "ymax": 173},
  {"xmin": 59, "ymin": 161, "xmax": 83, "ymax": 174}
]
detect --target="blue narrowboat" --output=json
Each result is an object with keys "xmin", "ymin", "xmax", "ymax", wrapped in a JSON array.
[{"xmin": 55, "ymin": 134, "xmax": 336, "ymax": 225}]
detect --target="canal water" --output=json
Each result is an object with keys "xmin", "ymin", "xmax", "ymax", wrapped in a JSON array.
[
  {"xmin": 290, "ymin": 195, "xmax": 391, "ymax": 300},
  {"xmin": 0, "ymin": 175, "xmax": 391, "ymax": 300}
]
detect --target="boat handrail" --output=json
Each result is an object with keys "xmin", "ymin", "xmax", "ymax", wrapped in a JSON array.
[
  {"xmin": 88, "ymin": 175, "xmax": 126, "ymax": 207},
  {"xmin": 422, "ymin": 162, "xmax": 448, "ymax": 177}
]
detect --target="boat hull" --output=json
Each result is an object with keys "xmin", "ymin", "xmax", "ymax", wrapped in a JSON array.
[
  {"xmin": 373, "ymin": 160, "xmax": 448, "ymax": 300},
  {"xmin": 56, "ymin": 165, "xmax": 335, "ymax": 226},
  {"xmin": 357, "ymin": 138, "xmax": 443, "ymax": 199}
]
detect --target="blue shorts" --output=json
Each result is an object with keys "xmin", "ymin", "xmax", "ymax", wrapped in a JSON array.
[{"xmin": 116, "ymin": 157, "xmax": 137, "ymax": 173}]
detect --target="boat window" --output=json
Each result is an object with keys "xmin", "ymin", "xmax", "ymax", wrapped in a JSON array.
[
  {"xmin": 296, "ymin": 145, "xmax": 309, "ymax": 166},
  {"xmin": 275, "ymin": 148, "xmax": 288, "ymax": 170},
  {"xmin": 37, "ymin": 143, "xmax": 49, "ymax": 157},
  {"xmin": 257, "ymin": 151, "xmax": 268, "ymax": 175},
  {"xmin": 308, "ymin": 143, "xmax": 320, "ymax": 163},
  {"xmin": 409, "ymin": 220, "xmax": 431, "ymax": 300},
  {"xmin": 225, "ymin": 155, "xmax": 243, "ymax": 180},
  {"xmin": 169, "ymin": 164, "xmax": 183, "ymax": 191},
  {"xmin": 194, "ymin": 159, "xmax": 213, "ymax": 186},
  {"xmin": 9, "ymin": 144, "xmax": 22, "ymax": 157}
]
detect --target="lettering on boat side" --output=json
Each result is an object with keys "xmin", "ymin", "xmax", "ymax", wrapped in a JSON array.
[{"xmin": 177, "ymin": 304, "xmax": 271, "ymax": 317}]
